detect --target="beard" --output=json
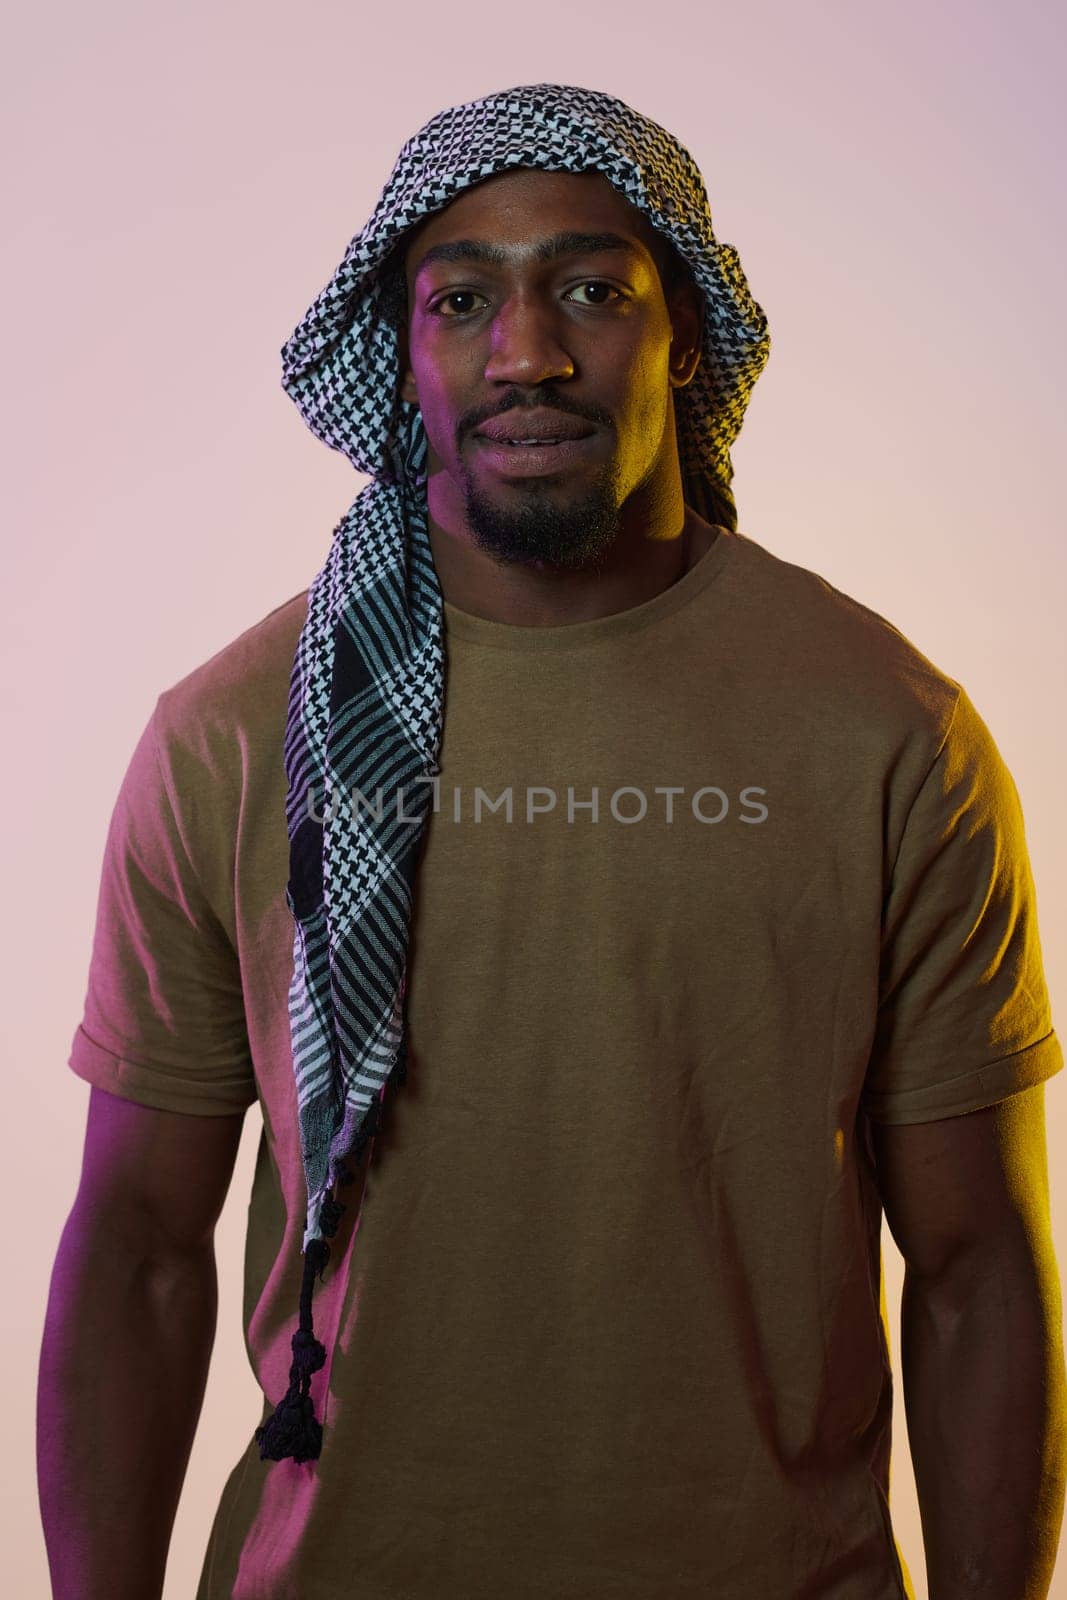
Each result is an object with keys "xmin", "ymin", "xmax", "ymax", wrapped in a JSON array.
[{"xmin": 460, "ymin": 457, "xmax": 623, "ymax": 571}]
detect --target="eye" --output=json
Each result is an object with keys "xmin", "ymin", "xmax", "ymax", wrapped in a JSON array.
[
  {"xmin": 428, "ymin": 281, "xmax": 624, "ymax": 317},
  {"xmin": 566, "ymin": 281, "xmax": 623, "ymax": 307},
  {"xmin": 429, "ymin": 290, "xmax": 487, "ymax": 317}
]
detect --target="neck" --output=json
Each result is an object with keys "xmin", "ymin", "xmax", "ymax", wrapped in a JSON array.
[{"xmin": 427, "ymin": 504, "xmax": 716, "ymax": 628}]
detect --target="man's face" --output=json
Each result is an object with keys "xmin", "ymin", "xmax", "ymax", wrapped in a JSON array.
[{"xmin": 397, "ymin": 167, "xmax": 702, "ymax": 571}]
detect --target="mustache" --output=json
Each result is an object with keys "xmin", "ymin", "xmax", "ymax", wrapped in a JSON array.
[{"xmin": 467, "ymin": 395, "xmax": 607, "ymax": 434}]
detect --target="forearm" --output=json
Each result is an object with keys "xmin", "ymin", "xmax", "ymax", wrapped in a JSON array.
[
  {"xmin": 900, "ymin": 1248, "xmax": 1067, "ymax": 1598},
  {"xmin": 37, "ymin": 1208, "xmax": 218, "ymax": 1600}
]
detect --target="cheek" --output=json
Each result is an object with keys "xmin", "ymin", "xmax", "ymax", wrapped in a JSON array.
[
  {"xmin": 406, "ymin": 343, "xmax": 472, "ymax": 446},
  {"xmin": 616, "ymin": 348, "xmax": 674, "ymax": 440},
  {"xmin": 405, "ymin": 363, "xmax": 455, "ymax": 444}
]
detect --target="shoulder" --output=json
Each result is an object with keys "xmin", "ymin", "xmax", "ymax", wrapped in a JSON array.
[
  {"xmin": 726, "ymin": 529, "xmax": 964, "ymax": 759},
  {"xmin": 143, "ymin": 592, "xmax": 309, "ymax": 831},
  {"xmin": 151, "ymin": 590, "xmax": 309, "ymax": 763}
]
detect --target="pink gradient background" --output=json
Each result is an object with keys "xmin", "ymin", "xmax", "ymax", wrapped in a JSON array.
[{"xmin": 10, "ymin": 3, "xmax": 1065, "ymax": 1596}]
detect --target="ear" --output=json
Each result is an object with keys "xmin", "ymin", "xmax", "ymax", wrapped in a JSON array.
[
  {"xmin": 397, "ymin": 320, "xmax": 418, "ymax": 406},
  {"xmin": 668, "ymin": 279, "xmax": 704, "ymax": 388}
]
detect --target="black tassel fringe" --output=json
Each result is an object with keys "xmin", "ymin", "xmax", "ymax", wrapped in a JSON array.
[{"xmin": 255, "ymin": 1036, "xmax": 408, "ymax": 1463}]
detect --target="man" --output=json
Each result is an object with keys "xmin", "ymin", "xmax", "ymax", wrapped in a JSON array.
[{"xmin": 37, "ymin": 82, "xmax": 1065, "ymax": 1600}]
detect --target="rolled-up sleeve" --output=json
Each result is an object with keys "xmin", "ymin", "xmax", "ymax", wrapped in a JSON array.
[
  {"xmin": 68, "ymin": 700, "xmax": 258, "ymax": 1117},
  {"xmin": 862, "ymin": 687, "xmax": 1062, "ymax": 1125}
]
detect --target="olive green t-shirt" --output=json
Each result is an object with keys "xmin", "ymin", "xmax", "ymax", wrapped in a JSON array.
[{"xmin": 69, "ymin": 525, "xmax": 1062, "ymax": 1600}]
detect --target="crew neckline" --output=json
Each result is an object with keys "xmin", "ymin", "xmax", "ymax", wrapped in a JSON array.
[{"xmin": 441, "ymin": 524, "xmax": 735, "ymax": 652}]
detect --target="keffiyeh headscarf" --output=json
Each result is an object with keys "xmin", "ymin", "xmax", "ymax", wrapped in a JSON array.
[{"xmin": 255, "ymin": 81, "xmax": 770, "ymax": 1465}]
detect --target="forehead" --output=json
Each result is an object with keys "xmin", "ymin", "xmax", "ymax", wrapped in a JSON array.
[{"xmin": 404, "ymin": 167, "xmax": 664, "ymax": 281}]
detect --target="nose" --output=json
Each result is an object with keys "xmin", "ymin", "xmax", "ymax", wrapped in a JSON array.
[{"xmin": 482, "ymin": 294, "xmax": 576, "ymax": 387}]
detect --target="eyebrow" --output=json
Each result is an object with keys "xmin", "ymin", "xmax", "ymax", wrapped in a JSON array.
[{"xmin": 412, "ymin": 230, "xmax": 645, "ymax": 280}]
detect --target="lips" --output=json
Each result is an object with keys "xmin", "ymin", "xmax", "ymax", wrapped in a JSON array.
[
  {"xmin": 475, "ymin": 408, "xmax": 596, "ymax": 444},
  {"xmin": 474, "ymin": 434, "xmax": 598, "ymax": 476}
]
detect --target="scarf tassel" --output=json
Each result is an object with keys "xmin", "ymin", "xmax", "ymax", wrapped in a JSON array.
[{"xmin": 255, "ymin": 1043, "xmax": 407, "ymax": 1462}]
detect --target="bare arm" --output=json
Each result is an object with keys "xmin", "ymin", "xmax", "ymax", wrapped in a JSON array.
[
  {"xmin": 37, "ymin": 1087, "xmax": 246, "ymax": 1600},
  {"xmin": 872, "ymin": 1084, "xmax": 1067, "ymax": 1599}
]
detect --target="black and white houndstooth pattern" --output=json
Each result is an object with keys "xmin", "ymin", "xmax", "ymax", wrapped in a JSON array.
[{"xmin": 281, "ymin": 82, "xmax": 771, "ymax": 1254}]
